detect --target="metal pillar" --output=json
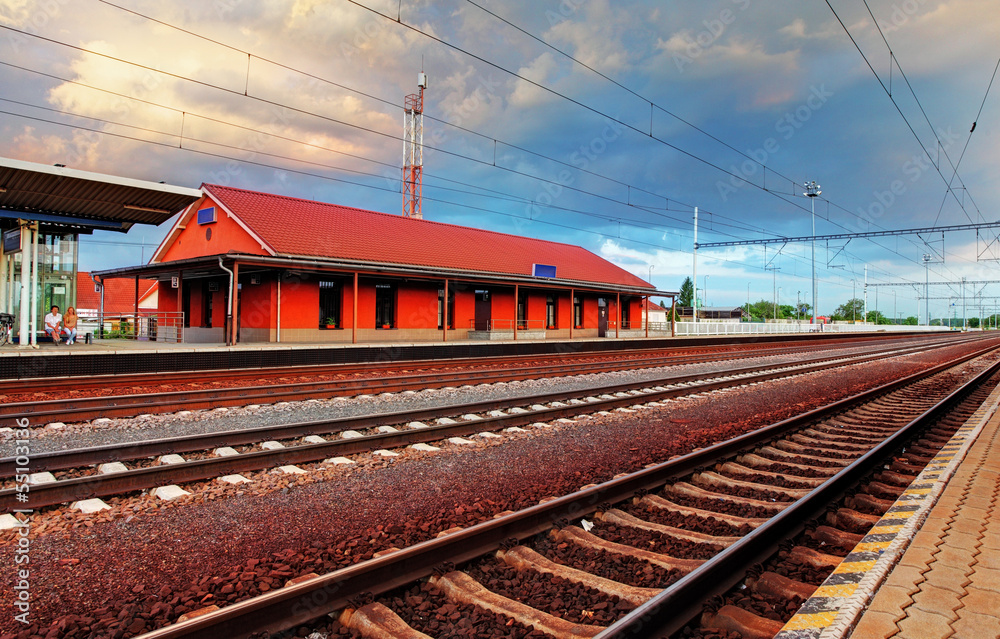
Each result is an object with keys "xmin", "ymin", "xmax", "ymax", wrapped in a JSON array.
[
  {"xmin": 514, "ymin": 284, "xmax": 519, "ymax": 341},
  {"xmin": 352, "ymin": 272, "xmax": 358, "ymax": 345},
  {"xmin": 569, "ymin": 288, "xmax": 574, "ymax": 340},
  {"xmin": 0, "ymin": 240, "xmax": 6, "ymax": 314},
  {"xmin": 616, "ymin": 292, "xmax": 620, "ymax": 338},
  {"xmin": 29, "ymin": 225, "xmax": 38, "ymax": 347},
  {"xmin": 442, "ymin": 278, "xmax": 448, "ymax": 343},
  {"xmin": 230, "ymin": 262, "xmax": 239, "ymax": 345},
  {"xmin": 670, "ymin": 297, "xmax": 676, "ymax": 337},
  {"xmin": 276, "ymin": 273, "xmax": 281, "ymax": 343},
  {"xmin": 645, "ymin": 295, "xmax": 649, "ymax": 337}
]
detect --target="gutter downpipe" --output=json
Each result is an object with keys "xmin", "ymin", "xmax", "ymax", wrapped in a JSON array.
[
  {"xmin": 276, "ymin": 273, "xmax": 281, "ymax": 343},
  {"xmin": 218, "ymin": 256, "xmax": 234, "ymax": 346},
  {"xmin": 96, "ymin": 275, "xmax": 105, "ymax": 339}
]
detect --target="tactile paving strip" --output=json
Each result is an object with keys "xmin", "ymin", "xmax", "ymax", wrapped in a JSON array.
[{"xmin": 773, "ymin": 379, "xmax": 1000, "ymax": 639}]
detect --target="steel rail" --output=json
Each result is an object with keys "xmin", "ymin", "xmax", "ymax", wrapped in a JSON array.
[
  {"xmin": 0, "ymin": 338, "xmax": 956, "ymax": 479},
  {"xmin": 598, "ymin": 358, "xmax": 1000, "ymax": 637},
  {"xmin": 133, "ymin": 343, "xmax": 1000, "ymax": 639},
  {"xmin": 1, "ymin": 335, "xmax": 955, "ymax": 423},
  {"xmin": 0, "ymin": 339, "xmax": 956, "ymax": 499}
]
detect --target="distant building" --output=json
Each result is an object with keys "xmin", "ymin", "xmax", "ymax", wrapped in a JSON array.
[
  {"xmin": 676, "ymin": 306, "xmax": 746, "ymax": 323},
  {"xmin": 76, "ymin": 271, "xmax": 157, "ymax": 316}
]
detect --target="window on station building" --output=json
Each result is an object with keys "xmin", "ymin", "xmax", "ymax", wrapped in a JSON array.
[
  {"xmin": 437, "ymin": 288, "xmax": 455, "ymax": 330},
  {"xmin": 517, "ymin": 291, "xmax": 527, "ymax": 330},
  {"xmin": 319, "ymin": 281, "xmax": 341, "ymax": 328},
  {"xmin": 573, "ymin": 296, "xmax": 583, "ymax": 328},
  {"xmin": 621, "ymin": 298, "xmax": 631, "ymax": 328},
  {"xmin": 375, "ymin": 283, "xmax": 396, "ymax": 329},
  {"xmin": 546, "ymin": 295, "xmax": 557, "ymax": 329}
]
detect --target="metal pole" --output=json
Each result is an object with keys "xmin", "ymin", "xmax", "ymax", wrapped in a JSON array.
[
  {"xmin": 863, "ymin": 265, "xmax": 868, "ymax": 324},
  {"xmin": 352, "ymin": 272, "xmax": 358, "ymax": 345},
  {"xmin": 29, "ymin": 225, "xmax": 38, "ymax": 347},
  {"xmin": 962, "ymin": 277, "xmax": 966, "ymax": 330},
  {"xmin": 17, "ymin": 225, "xmax": 29, "ymax": 347},
  {"xmin": 805, "ymin": 181, "xmax": 821, "ymax": 324},
  {"xmin": 443, "ymin": 278, "xmax": 448, "ymax": 342},
  {"xmin": 692, "ymin": 207, "xmax": 698, "ymax": 324},
  {"xmin": 852, "ymin": 279, "xmax": 856, "ymax": 322}
]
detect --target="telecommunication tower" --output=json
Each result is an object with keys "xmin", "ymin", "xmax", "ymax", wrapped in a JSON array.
[{"xmin": 403, "ymin": 73, "xmax": 428, "ymax": 218}]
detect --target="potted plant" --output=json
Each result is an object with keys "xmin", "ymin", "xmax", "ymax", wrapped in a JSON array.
[
  {"xmin": 382, "ymin": 323, "xmax": 391, "ymax": 329},
  {"xmin": 324, "ymin": 317, "xmax": 337, "ymax": 329}
]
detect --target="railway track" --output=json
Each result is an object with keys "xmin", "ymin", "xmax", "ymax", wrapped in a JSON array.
[
  {"xmin": 0, "ymin": 333, "xmax": 928, "ymax": 395},
  {"xmin": 0, "ymin": 335, "xmax": 965, "ymax": 424},
  {"xmin": 0, "ymin": 337, "xmax": 974, "ymax": 511},
  {"xmin": 130, "ymin": 343, "xmax": 1000, "ymax": 639}
]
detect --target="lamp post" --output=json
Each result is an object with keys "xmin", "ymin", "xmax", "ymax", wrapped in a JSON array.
[
  {"xmin": 797, "ymin": 290, "xmax": 801, "ymax": 320},
  {"xmin": 805, "ymin": 181, "xmax": 821, "ymax": 324},
  {"xmin": 777, "ymin": 287, "xmax": 781, "ymax": 321},
  {"xmin": 703, "ymin": 275, "xmax": 709, "ymax": 309},
  {"xmin": 648, "ymin": 264, "xmax": 654, "ymax": 284}
]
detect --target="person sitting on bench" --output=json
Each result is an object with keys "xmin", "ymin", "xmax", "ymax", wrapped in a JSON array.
[{"xmin": 44, "ymin": 305, "xmax": 63, "ymax": 345}]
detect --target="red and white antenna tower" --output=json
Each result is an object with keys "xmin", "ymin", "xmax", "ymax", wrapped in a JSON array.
[{"xmin": 403, "ymin": 72, "xmax": 428, "ymax": 218}]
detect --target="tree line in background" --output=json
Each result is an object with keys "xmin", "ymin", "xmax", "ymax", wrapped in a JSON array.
[{"xmin": 669, "ymin": 277, "xmax": 999, "ymax": 327}]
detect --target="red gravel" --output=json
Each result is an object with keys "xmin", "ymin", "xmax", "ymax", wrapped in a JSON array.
[
  {"xmin": 464, "ymin": 558, "xmax": 635, "ymax": 625},
  {"xmin": 621, "ymin": 503, "xmax": 753, "ymax": 537},
  {"xmin": 382, "ymin": 582, "xmax": 549, "ymax": 638},
  {"xmin": 1, "ymin": 339, "xmax": 996, "ymax": 639},
  {"xmin": 532, "ymin": 536, "xmax": 682, "ymax": 589},
  {"xmin": 589, "ymin": 522, "xmax": 722, "ymax": 560}
]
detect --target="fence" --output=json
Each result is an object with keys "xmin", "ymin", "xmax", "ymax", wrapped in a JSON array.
[
  {"xmin": 674, "ymin": 322, "xmax": 952, "ymax": 337},
  {"xmin": 79, "ymin": 312, "xmax": 186, "ymax": 343}
]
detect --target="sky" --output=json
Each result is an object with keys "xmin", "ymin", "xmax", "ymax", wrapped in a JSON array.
[{"xmin": 1, "ymin": 0, "xmax": 999, "ymax": 320}]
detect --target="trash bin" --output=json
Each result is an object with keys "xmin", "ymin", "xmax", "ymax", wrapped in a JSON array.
[{"xmin": 85, "ymin": 333, "xmax": 92, "ymax": 345}]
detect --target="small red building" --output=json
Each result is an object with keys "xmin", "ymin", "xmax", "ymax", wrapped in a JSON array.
[{"xmin": 94, "ymin": 185, "xmax": 671, "ymax": 344}]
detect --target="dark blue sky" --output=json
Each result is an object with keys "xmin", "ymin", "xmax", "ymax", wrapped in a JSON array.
[{"xmin": 1, "ymin": 0, "xmax": 998, "ymax": 318}]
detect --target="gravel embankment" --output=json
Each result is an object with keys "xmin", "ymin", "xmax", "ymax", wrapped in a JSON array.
[{"xmin": 0, "ymin": 340, "xmax": 995, "ymax": 639}]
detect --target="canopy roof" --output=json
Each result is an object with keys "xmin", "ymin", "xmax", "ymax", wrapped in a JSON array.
[{"xmin": 0, "ymin": 156, "xmax": 202, "ymax": 233}]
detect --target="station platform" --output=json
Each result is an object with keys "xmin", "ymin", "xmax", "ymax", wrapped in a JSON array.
[
  {"xmin": 0, "ymin": 331, "xmax": 907, "ymax": 380},
  {"xmin": 776, "ymin": 379, "xmax": 1000, "ymax": 639}
]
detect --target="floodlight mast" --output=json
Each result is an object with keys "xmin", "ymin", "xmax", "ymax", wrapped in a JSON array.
[
  {"xmin": 403, "ymin": 72, "xmax": 428, "ymax": 218},
  {"xmin": 804, "ymin": 181, "xmax": 821, "ymax": 326}
]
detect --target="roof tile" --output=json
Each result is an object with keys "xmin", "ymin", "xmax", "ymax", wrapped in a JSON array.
[{"xmin": 204, "ymin": 185, "xmax": 651, "ymax": 289}]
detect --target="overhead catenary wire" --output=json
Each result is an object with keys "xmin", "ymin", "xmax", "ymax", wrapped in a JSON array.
[
  {"xmin": 826, "ymin": 0, "xmax": 980, "ymax": 223},
  {"xmin": 0, "ymin": 6, "xmax": 965, "ymax": 293}
]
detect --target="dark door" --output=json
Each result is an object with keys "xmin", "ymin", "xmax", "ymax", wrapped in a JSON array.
[
  {"xmin": 598, "ymin": 298, "xmax": 608, "ymax": 337},
  {"xmin": 475, "ymin": 290, "xmax": 491, "ymax": 331}
]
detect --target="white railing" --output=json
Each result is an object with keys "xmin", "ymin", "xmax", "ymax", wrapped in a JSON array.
[{"xmin": 674, "ymin": 322, "xmax": 953, "ymax": 336}]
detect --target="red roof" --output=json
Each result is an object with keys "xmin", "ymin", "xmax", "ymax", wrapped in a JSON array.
[
  {"xmin": 200, "ymin": 185, "xmax": 652, "ymax": 289},
  {"xmin": 77, "ymin": 272, "xmax": 157, "ymax": 314}
]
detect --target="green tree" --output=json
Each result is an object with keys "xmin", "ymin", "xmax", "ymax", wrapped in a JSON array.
[
  {"xmin": 968, "ymin": 317, "xmax": 980, "ymax": 328},
  {"xmin": 678, "ymin": 277, "xmax": 694, "ymax": 307},
  {"xmin": 833, "ymin": 298, "xmax": 865, "ymax": 322},
  {"xmin": 903, "ymin": 316, "xmax": 918, "ymax": 326},
  {"xmin": 866, "ymin": 310, "xmax": 890, "ymax": 325}
]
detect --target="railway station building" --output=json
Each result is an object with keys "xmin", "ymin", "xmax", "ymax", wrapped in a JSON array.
[{"xmin": 95, "ymin": 184, "xmax": 672, "ymax": 345}]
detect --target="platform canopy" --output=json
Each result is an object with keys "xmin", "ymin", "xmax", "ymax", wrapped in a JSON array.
[{"xmin": 0, "ymin": 156, "xmax": 202, "ymax": 234}]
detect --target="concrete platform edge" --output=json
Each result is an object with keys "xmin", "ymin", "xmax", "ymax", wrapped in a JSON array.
[{"xmin": 773, "ymin": 378, "xmax": 1000, "ymax": 639}]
